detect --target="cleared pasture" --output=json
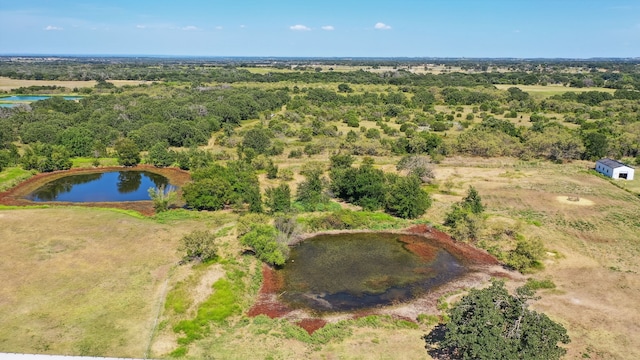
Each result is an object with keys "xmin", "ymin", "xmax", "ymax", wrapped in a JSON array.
[
  {"xmin": 0, "ymin": 77, "xmax": 148, "ymax": 91},
  {"xmin": 494, "ymin": 84, "xmax": 616, "ymax": 99}
]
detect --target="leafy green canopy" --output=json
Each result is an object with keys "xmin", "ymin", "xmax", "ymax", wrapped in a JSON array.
[
  {"xmin": 182, "ymin": 162, "xmax": 262, "ymax": 212},
  {"xmin": 329, "ymin": 155, "xmax": 432, "ymax": 219},
  {"xmin": 425, "ymin": 280, "xmax": 570, "ymax": 360}
]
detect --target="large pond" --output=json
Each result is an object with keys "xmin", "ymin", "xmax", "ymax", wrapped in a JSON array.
[
  {"xmin": 279, "ymin": 232, "xmax": 467, "ymax": 312},
  {"xmin": 25, "ymin": 171, "xmax": 173, "ymax": 202},
  {"xmin": 1, "ymin": 95, "xmax": 83, "ymax": 102}
]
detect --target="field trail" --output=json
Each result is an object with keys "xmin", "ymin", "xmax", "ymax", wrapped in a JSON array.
[{"xmin": 0, "ymin": 207, "xmax": 193, "ymax": 357}]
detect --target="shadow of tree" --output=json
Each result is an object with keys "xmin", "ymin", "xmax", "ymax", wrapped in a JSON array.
[{"xmin": 422, "ymin": 324, "xmax": 459, "ymax": 360}]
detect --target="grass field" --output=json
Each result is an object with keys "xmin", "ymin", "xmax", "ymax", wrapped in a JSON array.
[
  {"xmin": 0, "ymin": 77, "xmax": 148, "ymax": 91},
  {"xmin": 494, "ymin": 84, "xmax": 616, "ymax": 99},
  {"xmin": 429, "ymin": 157, "xmax": 640, "ymax": 359},
  {"xmin": 1, "ymin": 155, "xmax": 639, "ymax": 359},
  {"xmin": 0, "ymin": 167, "xmax": 34, "ymax": 191},
  {"xmin": 0, "ymin": 207, "xmax": 235, "ymax": 357}
]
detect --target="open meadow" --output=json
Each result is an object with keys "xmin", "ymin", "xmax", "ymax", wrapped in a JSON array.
[
  {"xmin": 0, "ymin": 57, "xmax": 639, "ymax": 359},
  {"xmin": 1, "ymin": 156, "xmax": 638, "ymax": 359},
  {"xmin": 0, "ymin": 77, "xmax": 148, "ymax": 92}
]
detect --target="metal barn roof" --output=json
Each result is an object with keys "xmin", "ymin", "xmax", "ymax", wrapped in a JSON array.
[{"xmin": 597, "ymin": 158, "xmax": 634, "ymax": 169}]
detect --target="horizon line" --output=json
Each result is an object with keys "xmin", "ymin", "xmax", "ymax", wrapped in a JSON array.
[{"xmin": 1, "ymin": 54, "xmax": 640, "ymax": 61}]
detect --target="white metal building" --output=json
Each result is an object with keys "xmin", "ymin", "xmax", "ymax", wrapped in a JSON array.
[{"xmin": 595, "ymin": 158, "xmax": 635, "ymax": 180}]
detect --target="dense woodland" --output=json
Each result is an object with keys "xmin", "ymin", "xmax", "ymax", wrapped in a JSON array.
[{"xmin": 1, "ymin": 60, "xmax": 640, "ymax": 218}]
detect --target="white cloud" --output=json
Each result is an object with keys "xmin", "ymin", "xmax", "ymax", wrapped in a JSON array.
[
  {"xmin": 240, "ymin": 24, "xmax": 246, "ymax": 28},
  {"xmin": 182, "ymin": 25, "xmax": 199, "ymax": 31},
  {"xmin": 136, "ymin": 24, "xmax": 146, "ymax": 29},
  {"xmin": 215, "ymin": 26, "xmax": 223, "ymax": 30},
  {"xmin": 290, "ymin": 24, "xmax": 311, "ymax": 31},
  {"xmin": 321, "ymin": 25, "xmax": 334, "ymax": 31},
  {"xmin": 44, "ymin": 25, "xmax": 63, "ymax": 31},
  {"xmin": 374, "ymin": 22, "xmax": 391, "ymax": 30}
]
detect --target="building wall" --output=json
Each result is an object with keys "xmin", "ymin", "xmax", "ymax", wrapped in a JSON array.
[
  {"xmin": 612, "ymin": 167, "xmax": 635, "ymax": 180},
  {"xmin": 596, "ymin": 161, "xmax": 635, "ymax": 180},
  {"xmin": 596, "ymin": 163, "xmax": 614, "ymax": 177}
]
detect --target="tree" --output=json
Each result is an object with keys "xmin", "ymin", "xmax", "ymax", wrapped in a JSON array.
[
  {"xmin": 330, "ymin": 157, "xmax": 386, "ymax": 211},
  {"xmin": 581, "ymin": 131, "xmax": 608, "ymax": 160},
  {"xmin": 444, "ymin": 186, "xmax": 485, "ymax": 241},
  {"xmin": 296, "ymin": 168, "xmax": 328, "ymax": 211},
  {"xmin": 57, "ymin": 126, "xmax": 94, "ymax": 157},
  {"xmin": 265, "ymin": 184, "xmax": 291, "ymax": 213},
  {"xmin": 0, "ymin": 149, "xmax": 11, "ymax": 172},
  {"xmin": 396, "ymin": 155, "xmax": 435, "ymax": 183},
  {"xmin": 242, "ymin": 127, "xmax": 272, "ymax": 155},
  {"xmin": 183, "ymin": 177, "xmax": 232, "ymax": 211},
  {"xmin": 424, "ymin": 280, "xmax": 570, "ymax": 360},
  {"xmin": 385, "ymin": 175, "xmax": 432, "ymax": 219},
  {"xmin": 115, "ymin": 138, "xmax": 141, "ymax": 166},
  {"xmin": 178, "ymin": 230, "xmax": 218, "ymax": 263},
  {"xmin": 147, "ymin": 141, "xmax": 175, "ymax": 167},
  {"xmin": 337, "ymin": 83, "xmax": 353, "ymax": 93},
  {"xmin": 462, "ymin": 186, "xmax": 484, "ymax": 214}
]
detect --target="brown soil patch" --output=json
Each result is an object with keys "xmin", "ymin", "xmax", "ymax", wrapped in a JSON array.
[
  {"xmin": 405, "ymin": 224, "xmax": 500, "ymax": 266},
  {"xmin": 296, "ymin": 318, "xmax": 327, "ymax": 335},
  {"xmin": 555, "ymin": 195, "xmax": 595, "ymax": 206},
  {"xmin": 0, "ymin": 165, "xmax": 190, "ymax": 216},
  {"xmin": 247, "ymin": 264, "xmax": 292, "ymax": 318},
  {"xmin": 398, "ymin": 234, "xmax": 438, "ymax": 262}
]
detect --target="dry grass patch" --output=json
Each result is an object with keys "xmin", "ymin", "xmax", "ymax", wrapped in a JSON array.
[
  {"xmin": 0, "ymin": 77, "xmax": 147, "ymax": 91},
  {"xmin": 429, "ymin": 157, "xmax": 640, "ymax": 359},
  {"xmin": 0, "ymin": 207, "xmax": 210, "ymax": 357}
]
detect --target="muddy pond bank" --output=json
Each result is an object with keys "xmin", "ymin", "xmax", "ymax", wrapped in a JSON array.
[{"xmin": 248, "ymin": 225, "xmax": 512, "ymax": 334}]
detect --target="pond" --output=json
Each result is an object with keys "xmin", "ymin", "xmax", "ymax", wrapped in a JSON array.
[
  {"xmin": 25, "ymin": 171, "xmax": 174, "ymax": 202},
  {"xmin": 1, "ymin": 95, "xmax": 83, "ymax": 102},
  {"xmin": 278, "ymin": 232, "xmax": 467, "ymax": 312}
]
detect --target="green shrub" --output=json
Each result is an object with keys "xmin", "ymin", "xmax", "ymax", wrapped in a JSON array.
[
  {"xmin": 505, "ymin": 238, "xmax": 546, "ymax": 273},
  {"xmin": 178, "ymin": 230, "xmax": 218, "ymax": 263},
  {"xmin": 240, "ymin": 224, "xmax": 289, "ymax": 266}
]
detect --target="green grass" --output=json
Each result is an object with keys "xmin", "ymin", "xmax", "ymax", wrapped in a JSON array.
[
  {"xmin": 523, "ymin": 278, "xmax": 556, "ymax": 291},
  {"xmin": 71, "ymin": 157, "xmax": 119, "ymax": 168},
  {"xmin": 172, "ymin": 278, "xmax": 241, "ymax": 345},
  {"xmin": 298, "ymin": 209, "xmax": 408, "ymax": 231},
  {"xmin": 0, "ymin": 166, "xmax": 34, "ymax": 191}
]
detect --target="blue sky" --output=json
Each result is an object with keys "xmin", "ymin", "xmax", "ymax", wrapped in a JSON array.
[{"xmin": 0, "ymin": 0, "xmax": 638, "ymax": 57}]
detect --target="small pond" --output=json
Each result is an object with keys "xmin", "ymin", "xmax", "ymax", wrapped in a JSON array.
[
  {"xmin": 25, "ymin": 171, "xmax": 174, "ymax": 202},
  {"xmin": 1, "ymin": 95, "xmax": 83, "ymax": 102},
  {"xmin": 279, "ymin": 232, "xmax": 467, "ymax": 312}
]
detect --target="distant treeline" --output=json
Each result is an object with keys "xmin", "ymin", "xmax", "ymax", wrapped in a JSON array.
[{"xmin": 1, "ymin": 61, "xmax": 639, "ymax": 90}]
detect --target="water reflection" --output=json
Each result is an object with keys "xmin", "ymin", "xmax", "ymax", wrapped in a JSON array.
[
  {"xmin": 26, "ymin": 171, "xmax": 172, "ymax": 202},
  {"xmin": 117, "ymin": 171, "xmax": 142, "ymax": 194}
]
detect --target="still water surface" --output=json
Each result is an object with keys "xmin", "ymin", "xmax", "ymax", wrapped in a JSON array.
[
  {"xmin": 279, "ymin": 233, "xmax": 467, "ymax": 312},
  {"xmin": 26, "ymin": 171, "xmax": 172, "ymax": 202}
]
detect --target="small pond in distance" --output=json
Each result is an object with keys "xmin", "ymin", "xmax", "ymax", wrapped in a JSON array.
[
  {"xmin": 25, "ymin": 171, "xmax": 173, "ymax": 202},
  {"xmin": 279, "ymin": 232, "xmax": 467, "ymax": 312},
  {"xmin": 1, "ymin": 95, "xmax": 83, "ymax": 102}
]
